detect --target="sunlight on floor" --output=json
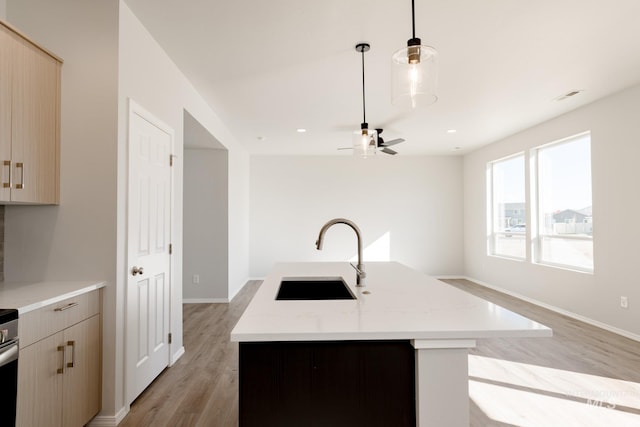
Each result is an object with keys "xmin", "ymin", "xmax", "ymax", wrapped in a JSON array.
[{"xmin": 469, "ymin": 355, "xmax": 640, "ymax": 426}]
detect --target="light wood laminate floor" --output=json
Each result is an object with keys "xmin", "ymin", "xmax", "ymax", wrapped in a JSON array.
[{"xmin": 119, "ymin": 279, "xmax": 640, "ymax": 427}]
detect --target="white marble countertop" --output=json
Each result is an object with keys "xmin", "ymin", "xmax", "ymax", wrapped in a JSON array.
[
  {"xmin": 231, "ymin": 262, "xmax": 552, "ymax": 342},
  {"xmin": 0, "ymin": 280, "xmax": 106, "ymax": 314}
]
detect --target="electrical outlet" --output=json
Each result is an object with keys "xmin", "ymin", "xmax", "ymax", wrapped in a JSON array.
[
  {"xmin": 620, "ymin": 296, "xmax": 628, "ymax": 309},
  {"xmin": 193, "ymin": 274, "xmax": 200, "ymax": 284}
]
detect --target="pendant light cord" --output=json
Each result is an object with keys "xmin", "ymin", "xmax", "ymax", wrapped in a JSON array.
[
  {"xmin": 411, "ymin": 0, "xmax": 416, "ymax": 39},
  {"xmin": 361, "ymin": 48, "xmax": 366, "ymax": 124}
]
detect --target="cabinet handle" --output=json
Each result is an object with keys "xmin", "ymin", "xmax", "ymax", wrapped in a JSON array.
[
  {"xmin": 2, "ymin": 160, "xmax": 10, "ymax": 188},
  {"xmin": 57, "ymin": 345, "xmax": 65, "ymax": 374},
  {"xmin": 54, "ymin": 302, "xmax": 79, "ymax": 312},
  {"xmin": 15, "ymin": 162, "xmax": 24, "ymax": 189},
  {"xmin": 67, "ymin": 340, "xmax": 76, "ymax": 368}
]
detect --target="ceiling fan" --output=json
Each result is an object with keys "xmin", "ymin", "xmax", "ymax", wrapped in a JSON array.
[
  {"xmin": 339, "ymin": 128, "xmax": 405, "ymax": 155},
  {"xmin": 338, "ymin": 43, "xmax": 406, "ymax": 156},
  {"xmin": 375, "ymin": 128, "xmax": 405, "ymax": 155}
]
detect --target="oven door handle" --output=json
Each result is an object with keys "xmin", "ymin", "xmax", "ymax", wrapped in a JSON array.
[{"xmin": 0, "ymin": 341, "xmax": 18, "ymax": 368}]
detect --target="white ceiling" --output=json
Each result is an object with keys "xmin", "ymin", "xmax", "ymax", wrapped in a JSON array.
[{"xmin": 123, "ymin": 0, "xmax": 640, "ymax": 156}]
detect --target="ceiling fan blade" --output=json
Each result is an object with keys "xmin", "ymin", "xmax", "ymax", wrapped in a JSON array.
[
  {"xmin": 337, "ymin": 147, "xmax": 353, "ymax": 150},
  {"xmin": 381, "ymin": 138, "xmax": 405, "ymax": 147},
  {"xmin": 381, "ymin": 147, "xmax": 398, "ymax": 155}
]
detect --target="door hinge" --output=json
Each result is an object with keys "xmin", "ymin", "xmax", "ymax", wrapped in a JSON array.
[
  {"xmin": 168, "ymin": 333, "xmax": 172, "ymax": 344},
  {"xmin": 169, "ymin": 154, "xmax": 176, "ymax": 166},
  {"xmin": 169, "ymin": 243, "xmax": 173, "ymax": 254}
]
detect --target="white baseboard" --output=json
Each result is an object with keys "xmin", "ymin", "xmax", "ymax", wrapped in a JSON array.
[
  {"xmin": 450, "ymin": 275, "xmax": 640, "ymax": 343},
  {"xmin": 228, "ymin": 282, "xmax": 243, "ymax": 301},
  {"xmin": 90, "ymin": 349, "xmax": 185, "ymax": 427},
  {"xmin": 170, "ymin": 345, "xmax": 185, "ymax": 366},
  {"xmin": 183, "ymin": 298, "xmax": 228, "ymax": 303},
  {"xmin": 184, "ymin": 278, "xmax": 262, "ymax": 304},
  {"xmin": 88, "ymin": 406, "xmax": 129, "ymax": 427}
]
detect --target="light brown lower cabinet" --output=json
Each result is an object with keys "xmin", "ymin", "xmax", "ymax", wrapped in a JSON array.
[{"xmin": 16, "ymin": 291, "xmax": 101, "ymax": 427}]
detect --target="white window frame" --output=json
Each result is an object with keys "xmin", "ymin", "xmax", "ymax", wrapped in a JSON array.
[
  {"xmin": 531, "ymin": 132, "xmax": 593, "ymax": 273},
  {"xmin": 487, "ymin": 153, "xmax": 526, "ymax": 260}
]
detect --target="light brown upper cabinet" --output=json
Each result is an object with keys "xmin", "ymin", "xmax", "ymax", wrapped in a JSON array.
[{"xmin": 0, "ymin": 21, "xmax": 61, "ymax": 204}]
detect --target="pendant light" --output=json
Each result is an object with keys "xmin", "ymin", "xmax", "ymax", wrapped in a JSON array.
[
  {"xmin": 391, "ymin": 0, "xmax": 438, "ymax": 108},
  {"xmin": 353, "ymin": 43, "xmax": 377, "ymax": 157}
]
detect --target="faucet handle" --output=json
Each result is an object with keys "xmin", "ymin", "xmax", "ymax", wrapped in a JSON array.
[
  {"xmin": 349, "ymin": 262, "xmax": 367, "ymax": 277},
  {"xmin": 350, "ymin": 263, "xmax": 366, "ymax": 287},
  {"xmin": 350, "ymin": 262, "xmax": 366, "ymax": 277}
]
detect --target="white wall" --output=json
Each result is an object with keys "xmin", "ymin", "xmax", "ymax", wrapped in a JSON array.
[
  {"xmin": 5, "ymin": 0, "xmax": 120, "ymax": 416},
  {"xmin": 118, "ymin": 0, "xmax": 250, "ymax": 414},
  {"xmin": 0, "ymin": 1, "xmax": 6, "ymax": 20},
  {"xmin": 4, "ymin": 1, "xmax": 251, "ymax": 423},
  {"xmin": 250, "ymin": 155, "xmax": 463, "ymax": 277},
  {"xmin": 183, "ymin": 148, "xmax": 229, "ymax": 301},
  {"xmin": 5, "ymin": 1, "xmax": 119, "ymax": 278},
  {"xmin": 464, "ymin": 84, "xmax": 640, "ymax": 338},
  {"xmin": 228, "ymin": 146, "xmax": 250, "ymax": 299}
]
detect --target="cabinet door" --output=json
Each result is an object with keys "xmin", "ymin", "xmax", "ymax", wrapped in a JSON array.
[
  {"xmin": 16, "ymin": 332, "xmax": 64, "ymax": 427},
  {"xmin": 0, "ymin": 25, "xmax": 12, "ymax": 201},
  {"xmin": 62, "ymin": 314, "xmax": 101, "ymax": 427},
  {"xmin": 239, "ymin": 341, "xmax": 416, "ymax": 427},
  {"xmin": 10, "ymin": 34, "xmax": 60, "ymax": 204}
]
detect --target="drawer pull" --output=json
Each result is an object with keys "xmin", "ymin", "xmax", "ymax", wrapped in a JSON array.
[
  {"xmin": 2, "ymin": 160, "xmax": 10, "ymax": 188},
  {"xmin": 67, "ymin": 340, "xmax": 76, "ymax": 368},
  {"xmin": 57, "ymin": 345, "xmax": 65, "ymax": 374},
  {"xmin": 54, "ymin": 302, "xmax": 79, "ymax": 312},
  {"xmin": 15, "ymin": 162, "xmax": 24, "ymax": 189}
]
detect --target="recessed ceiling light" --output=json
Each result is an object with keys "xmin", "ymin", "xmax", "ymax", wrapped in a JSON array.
[
  {"xmin": 452, "ymin": 146, "xmax": 462, "ymax": 151},
  {"xmin": 257, "ymin": 136, "xmax": 266, "ymax": 141},
  {"xmin": 296, "ymin": 128, "xmax": 307, "ymax": 133},
  {"xmin": 447, "ymin": 129, "xmax": 457, "ymax": 134}
]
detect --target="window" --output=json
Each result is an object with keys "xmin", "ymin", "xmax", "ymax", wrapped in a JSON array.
[
  {"xmin": 534, "ymin": 132, "xmax": 593, "ymax": 271},
  {"xmin": 488, "ymin": 154, "xmax": 526, "ymax": 259},
  {"xmin": 487, "ymin": 132, "xmax": 594, "ymax": 272}
]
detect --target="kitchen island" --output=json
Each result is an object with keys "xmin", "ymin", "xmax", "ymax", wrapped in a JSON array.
[{"xmin": 231, "ymin": 262, "xmax": 551, "ymax": 427}]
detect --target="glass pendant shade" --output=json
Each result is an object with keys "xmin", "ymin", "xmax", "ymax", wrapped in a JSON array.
[
  {"xmin": 352, "ymin": 128, "xmax": 377, "ymax": 158},
  {"xmin": 391, "ymin": 43, "xmax": 438, "ymax": 108}
]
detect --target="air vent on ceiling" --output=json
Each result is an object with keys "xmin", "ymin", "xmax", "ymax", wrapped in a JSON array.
[{"xmin": 555, "ymin": 90, "xmax": 583, "ymax": 101}]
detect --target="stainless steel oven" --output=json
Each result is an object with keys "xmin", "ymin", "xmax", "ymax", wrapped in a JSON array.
[{"xmin": 0, "ymin": 309, "xmax": 18, "ymax": 427}]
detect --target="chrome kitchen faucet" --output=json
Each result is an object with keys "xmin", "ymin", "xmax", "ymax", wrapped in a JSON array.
[{"xmin": 315, "ymin": 218, "xmax": 366, "ymax": 286}]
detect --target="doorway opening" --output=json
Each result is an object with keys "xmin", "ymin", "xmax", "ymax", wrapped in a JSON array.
[{"xmin": 182, "ymin": 110, "xmax": 229, "ymax": 302}]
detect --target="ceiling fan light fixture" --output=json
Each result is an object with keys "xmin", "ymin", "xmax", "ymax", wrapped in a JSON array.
[
  {"xmin": 392, "ymin": 0, "xmax": 438, "ymax": 108},
  {"xmin": 353, "ymin": 125, "xmax": 377, "ymax": 158},
  {"xmin": 352, "ymin": 43, "xmax": 377, "ymax": 158}
]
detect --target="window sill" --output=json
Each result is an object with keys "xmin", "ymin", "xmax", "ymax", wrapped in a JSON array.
[
  {"xmin": 533, "ymin": 261, "xmax": 594, "ymax": 275},
  {"xmin": 488, "ymin": 254, "xmax": 526, "ymax": 262}
]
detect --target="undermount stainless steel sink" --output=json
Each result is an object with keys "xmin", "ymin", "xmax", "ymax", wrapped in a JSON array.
[{"xmin": 276, "ymin": 277, "xmax": 356, "ymax": 300}]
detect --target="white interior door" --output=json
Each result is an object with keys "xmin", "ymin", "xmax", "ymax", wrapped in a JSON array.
[{"xmin": 126, "ymin": 100, "xmax": 173, "ymax": 404}]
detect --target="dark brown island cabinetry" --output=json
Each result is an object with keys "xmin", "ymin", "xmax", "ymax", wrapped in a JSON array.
[{"xmin": 239, "ymin": 340, "xmax": 416, "ymax": 427}]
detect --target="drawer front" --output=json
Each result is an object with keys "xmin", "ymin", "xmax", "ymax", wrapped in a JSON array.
[{"xmin": 19, "ymin": 290, "xmax": 101, "ymax": 348}]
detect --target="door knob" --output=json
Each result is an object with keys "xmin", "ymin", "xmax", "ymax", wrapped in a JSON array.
[{"xmin": 131, "ymin": 266, "xmax": 144, "ymax": 276}]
